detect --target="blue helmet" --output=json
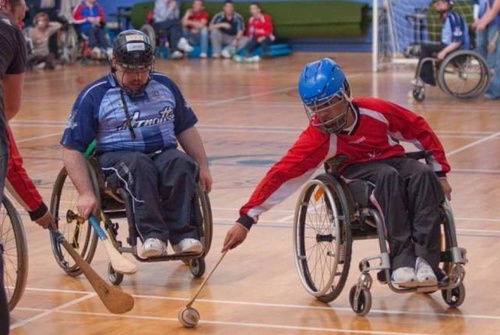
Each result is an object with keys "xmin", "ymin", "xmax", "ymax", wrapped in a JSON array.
[{"xmin": 297, "ymin": 58, "xmax": 351, "ymax": 133}]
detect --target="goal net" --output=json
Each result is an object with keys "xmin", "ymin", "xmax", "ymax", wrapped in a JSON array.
[{"xmin": 372, "ymin": 0, "xmax": 476, "ymax": 71}]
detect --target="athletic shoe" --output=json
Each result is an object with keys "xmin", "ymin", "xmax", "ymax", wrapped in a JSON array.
[
  {"xmin": 170, "ymin": 50, "xmax": 184, "ymax": 59},
  {"xmin": 221, "ymin": 47, "xmax": 234, "ymax": 59},
  {"xmin": 173, "ymin": 238, "xmax": 203, "ymax": 254},
  {"xmin": 141, "ymin": 238, "xmax": 167, "ymax": 258},
  {"xmin": 211, "ymin": 53, "xmax": 221, "ymax": 59},
  {"xmin": 391, "ymin": 266, "xmax": 418, "ymax": 288},
  {"xmin": 232, "ymin": 55, "xmax": 243, "ymax": 62},
  {"xmin": 177, "ymin": 37, "xmax": 194, "ymax": 53},
  {"xmin": 410, "ymin": 78, "xmax": 424, "ymax": 87},
  {"xmin": 245, "ymin": 55, "xmax": 261, "ymax": 63},
  {"xmin": 199, "ymin": 52, "xmax": 207, "ymax": 59},
  {"xmin": 415, "ymin": 257, "xmax": 437, "ymax": 286}
]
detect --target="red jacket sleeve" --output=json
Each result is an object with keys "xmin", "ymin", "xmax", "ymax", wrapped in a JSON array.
[
  {"xmin": 5, "ymin": 126, "xmax": 48, "ymax": 221},
  {"xmin": 237, "ymin": 126, "xmax": 331, "ymax": 227}
]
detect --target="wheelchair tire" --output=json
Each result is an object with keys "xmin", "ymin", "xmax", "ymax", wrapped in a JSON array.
[
  {"xmin": 50, "ymin": 166, "xmax": 98, "ymax": 277},
  {"xmin": 194, "ymin": 184, "xmax": 213, "ymax": 258},
  {"xmin": 61, "ymin": 26, "xmax": 79, "ymax": 64},
  {"xmin": 108, "ymin": 263, "xmax": 124, "ymax": 286},
  {"xmin": 140, "ymin": 24, "xmax": 157, "ymax": 51},
  {"xmin": 441, "ymin": 282, "xmax": 465, "ymax": 308},
  {"xmin": 189, "ymin": 257, "xmax": 206, "ymax": 278},
  {"xmin": 1, "ymin": 196, "xmax": 28, "ymax": 311},
  {"xmin": 412, "ymin": 87, "xmax": 425, "ymax": 102},
  {"xmin": 437, "ymin": 50, "xmax": 491, "ymax": 100},
  {"xmin": 349, "ymin": 285, "xmax": 372, "ymax": 316},
  {"xmin": 293, "ymin": 173, "xmax": 352, "ymax": 303}
]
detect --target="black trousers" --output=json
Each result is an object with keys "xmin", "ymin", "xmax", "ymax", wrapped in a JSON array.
[
  {"xmin": 153, "ymin": 19, "xmax": 183, "ymax": 53},
  {"xmin": 417, "ymin": 43, "xmax": 447, "ymax": 86},
  {"xmin": 99, "ymin": 149, "xmax": 198, "ymax": 246},
  {"xmin": 342, "ymin": 157, "xmax": 444, "ymax": 272},
  {"xmin": 245, "ymin": 36, "xmax": 272, "ymax": 57}
]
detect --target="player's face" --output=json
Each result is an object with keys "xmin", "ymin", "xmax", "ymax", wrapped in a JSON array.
[
  {"xmin": 433, "ymin": 0, "xmax": 450, "ymax": 12},
  {"xmin": 114, "ymin": 63, "xmax": 151, "ymax": 94},
  {"xmin": 308, "ymin": 94, "xmax": 350, "ymax": 133}
]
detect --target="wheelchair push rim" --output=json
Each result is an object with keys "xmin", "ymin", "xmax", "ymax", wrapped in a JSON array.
[{"xmin": 293, "ymin": 175, "xmax": 351, "ymax": 300}]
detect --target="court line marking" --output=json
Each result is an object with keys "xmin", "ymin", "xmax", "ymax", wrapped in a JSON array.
[
  {"xmin": 12, "ymin": 288, "xmax": 500, "ymax": 325},
  {"xmin": 447, "ymin": 132, "xmax": 500, "ymax": 156},
  {"xmin": 10, "ymin": 308, "xmax": 441, "ymax": 335}
]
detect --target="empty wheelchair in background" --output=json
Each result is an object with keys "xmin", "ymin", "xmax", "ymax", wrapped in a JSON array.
[
  {"xmin": 412, "ymin": 49, "xmax": 491, "ymax": 101},
  {"xmin": 293, "ymin": 151, "xmax": 467, "ymax": 316},
  {"xmin": 49, "ymin": 151, "xmax": 213, "ymax": 285},
  {"xmin": 1, "ymin": 195, "xmax": 28, "ymax": 311}
]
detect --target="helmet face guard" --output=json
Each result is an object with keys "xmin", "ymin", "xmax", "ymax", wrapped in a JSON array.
[{"xmin": 298, "ymin": 58, "xmax": 351, "ymax": 134}]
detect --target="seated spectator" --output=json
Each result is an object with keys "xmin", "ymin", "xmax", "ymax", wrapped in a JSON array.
[
  {"xmin": 72, "ymin": 0, "xmax": 112, "ymax": 59},
  {"xmin": 153, "ymin": 0, "xmax": 194, "ymax": 59},
  {"xmin": 209, "ymin": 0, "xmax": 248, "ymax": 59},
  {"xmin": 234, "ymin": 2, "xmax": 274, "ymax": 62},
  {"xmin": 181, "ymin": 0, "xmax": 209, "ymax": 58},
  {"xmin": 472, "ymin": 0, "xmax": 499, "ymax": 70},
  {"xmin": 413, "ymin": 0, "xmax": 469, "ymax": 86},
  {"xmin": 26, "ymin": 11, "xmax": 62, "ymax": 69}
]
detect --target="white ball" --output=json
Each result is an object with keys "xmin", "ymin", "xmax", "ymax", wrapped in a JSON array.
[{"xmin": 178, "ymin": 307, "xmax": 200, "ymax": 328}]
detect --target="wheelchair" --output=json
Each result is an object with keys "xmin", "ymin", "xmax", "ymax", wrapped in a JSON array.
[
  {"xmin": 49, "ymin": 155, "xmax": 213, "ymax": 285},
  {"xmin": 293, "ymin": 151, "xmax": 467, "ymax": 316},
  {"xmin": 1, "ymin": 195, "xmax": 28, "ymax": 311},
  {"xmin": 412, "ymin": 49, "xmax": 491, "ymax": 102}
]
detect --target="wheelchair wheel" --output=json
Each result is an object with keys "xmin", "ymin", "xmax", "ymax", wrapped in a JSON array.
[
  {"xmin": 441, "ymin": 282, "xmax": 465, "ymax": 308},
  {"xmin": 140, "ymin": 24, "xmax": 157, "ymax": 51},
  {"xmin": 1, "ymin": 196, "xmax": 28, "ymax": 311},
  {"xmin": 293, "ymin": 173, "xmax": 352, "ymax": 303},
  {"xmin": 189, "ymin": 257, "xmax": 206, "ymax": 278},
  {"xmin": 50, "ymin": 166, "xmax": 98, "ymax": 277},
  {"xmin": 194, "ymin": 184, "xmax": 213, "ymax": 258},
  {"xmin": 108, "ymin": 263, "xmax": 124, "ymax": 286},
  {"xmin": 61, "ymin": 26, "xmax": 79, "ymax": 64},
  {"xmin": 437, "ymin": 50, "xmax": 491, "ymax": 100},
  {"xmin": 412, "ymin": 87, "xmax": 425, "ymax": 102},
  {"xmin": 349, "ymin": 285, "xmax": 372, "ymax": 316}
]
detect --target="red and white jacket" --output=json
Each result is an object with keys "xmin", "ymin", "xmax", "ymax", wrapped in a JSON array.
[
  {"xmin": 237, "ymin": 97, "xmax": 450, "ymax": 228},
  {"xmin": 5, "ymin": 126, "xmax": 47, "ymax": 222},
  {"xmin": 247, "ymin": 13, "xmax": 273, "ymax": 38}
]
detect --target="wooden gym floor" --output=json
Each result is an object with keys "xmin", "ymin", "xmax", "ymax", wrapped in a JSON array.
[{"xmin": 5, "ymin": 52, "xmax": 500, "ymax": 334}]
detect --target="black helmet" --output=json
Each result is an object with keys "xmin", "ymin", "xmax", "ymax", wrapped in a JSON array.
[{"xmin": 112, "ymin": 29, "xmax": 154, "ymax": 69}]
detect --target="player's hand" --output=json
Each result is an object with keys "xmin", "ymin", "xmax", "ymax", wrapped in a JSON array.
[
  {"xmin": 437, "ymin": 51, "xmax": 446, "ymax": 60},
  {"xmin": 439, "ymin": 178, "xmax": 452, "ymax": 201},
  {"xmin": 77, "ymin": 193, "xmax": 98, "ymax": 219},
  {"xmin": 199, "ymin": 166, "xmax": 213, "ymax": 193},
  {"xmin": 222, "ymin": 223, "xmax": 249, "ymax": 252},
  {"xmin": 34, "ymin": 210, "xmax": 55, "ymax": 229}
]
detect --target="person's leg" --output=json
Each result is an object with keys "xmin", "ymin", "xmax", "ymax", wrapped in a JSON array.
[
  {"xmin": 392, "ymin": 158, "xmax": 443, "ymax": 271},
  {"xmin": 486, "ymin": 24, "xmax": 498, "ymax": 70},
  {"xmin": 485, "ymin": 40, "xmax": 500, "ymax": 99},
  {"xmin": 161, "ymin": 19, "xmax": 183, "ymax": 53},
  {"xmin": 260, "ymin": 36, "xmax": 272, "ymax": 56},
  {"xmin": 244, "ymin": 37, "xmax": 258, "ymax": 57},
  {"xmin": 153, "ymin": 149, "xmax": 199, "ymax": 246},
  {"xmin": 476, "ymin": 27, "xmax": 488, "ymax": 61},
  {"xmin": 98, "ymin": 151, "xmax": 169, "ymax": 244},
  {"xmin": 342, "ymin": 161, "xmax": 415, "ymax": 271},
  {"xmin": 417, "ymin": 43, "xmax": 445, "ymax": 86},
  {"xmin": 210, "ymin": 29, "xmax": 223, "ymax": 57},
  {"xmin": 95, "ymin": 28, "xmax": 110, "ymax": 49},
  {"xmin": 199, "ymin": 27, "xmax": 208, "ymax": 56},
  {"xmin": 83, "ymin": 28, "xmax": 98, "ymax": 48}
]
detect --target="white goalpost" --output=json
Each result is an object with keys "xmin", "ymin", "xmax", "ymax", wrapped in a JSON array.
[{"xmin": 372, "ymin": 0, "xmax": 477, "ymax": 72}]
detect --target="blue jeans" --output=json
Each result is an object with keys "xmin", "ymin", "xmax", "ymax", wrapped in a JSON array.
[
  {"xmin": 476, "ymin": 23, "xmax": 498, "ymax": 70},
  {"xmin": 183, "ymin": 27, "xmax": 208, "ymax": 55},
  {"xmin": 485, "ymin": 31, "xmax": 500, "ymax": 99}
]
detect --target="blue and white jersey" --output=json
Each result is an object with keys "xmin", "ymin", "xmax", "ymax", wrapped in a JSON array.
[
  {"xmin": 61, "ymin": 72, "xmax": 197, "ymax": 155},
  {"xmin": 441, "ymin": 10, "xmax": 470, "ymax": 49}
]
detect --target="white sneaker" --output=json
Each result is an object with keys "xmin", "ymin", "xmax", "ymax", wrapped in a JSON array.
[
  {"xmin": 221, "ymin": 47, "xmax": 234, "ymax": 59},
  {"xmin": 173, "ymin": 238, "xmax": 203, "ymax": 254},
  {"xmin": 232, "ymin": 55, "xmax": 243, "ymax": 62},
  {"xmin": 91, "ymin": 47, "xmax": 102, "ymax": 59},
  {"xmin": 199, "ymin": 52, "xmax": 207, "ymax": 59},
  {"xmin": 170, "ymin": 50, "xmax": 184, "ymax": 59},
  {"xmin": 245, "ymin": 55, "xmax": 261, "ymax": 63},
  {"xmin": 177, "ymin": 37, "xmax": 194, "ymax": 53},
  {"xmin": 106, "ymin": 47, "xmax": 113, "ymax": 59},
  {"xmin": 141, "ymin": 238, "xmax": 167, "ymax": 258},
  {"xmin": 415, "ymin": 257, "xmax": 437, "ymax": 286},
  {"xmin": 391, "ymin": 266, "xmax": 418, "ymax": 288},
  {"xmin": 411, "ymin": 78, "xmax": 424, "ymax": 87}
]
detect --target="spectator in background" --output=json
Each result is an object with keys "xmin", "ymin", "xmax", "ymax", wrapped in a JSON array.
[
  {"xmin": 181, "ymin": 0, "xmax": 209, "ymax": 58},
  {"xmin": 474, "ymin": 0, "xmax": 500, "ymax": 99},
  {"xmin": 234, "ymin": 2, "xmax": 274, "ymax": 62},
  {"xmin": 26, "ymin": 11, "xmax": 63, "ymax": 69},
  {"xmin": 412, "ymin": 0, "xmax": 469, "ymax": 87},
  {"xmin": 72, "ymin": 0, "xmax": 112, "ymax": 59},
  {"xmin": 472, "ymin": 0, "xmax": 498, "ymax": 70},
  {"xmin": 153, "ymin": 0, "xmax": 194, "ymax": 59},
  {"xmin": 209, "ymin": 0, "xmax": 247, "ymax": 59}
]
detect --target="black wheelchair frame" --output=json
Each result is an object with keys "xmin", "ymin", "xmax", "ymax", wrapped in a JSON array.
[
  {"xmin": 49, "ymin": 157, "xmax": 213, "ymax": 286},
  {"xmin": 293, "ymin": 151, "xmax": 467, "ymax": 316}
]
